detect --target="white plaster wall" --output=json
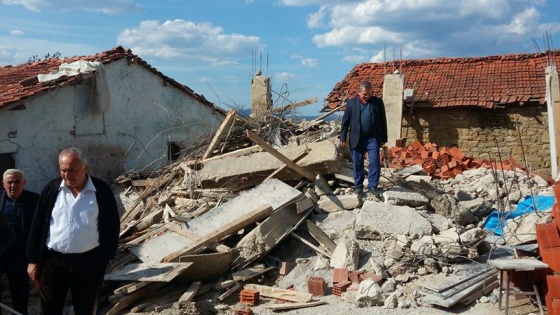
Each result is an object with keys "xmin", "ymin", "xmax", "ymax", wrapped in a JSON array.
[{"xmin": 0, "ymin": 59, "xmax": 223, "ymax": 193}]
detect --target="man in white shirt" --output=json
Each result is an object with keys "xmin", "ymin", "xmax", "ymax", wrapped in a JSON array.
[{"xmin": 27, "ymin": 147, "xmax": 120, "ymax": 314}]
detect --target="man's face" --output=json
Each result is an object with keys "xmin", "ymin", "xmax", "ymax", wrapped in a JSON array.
[
  {"xmin": 2, "ymin": 173, "xmax": 25, "ymax": 200},
  {"xmin": 59, "ymin": 153, "xmax": 88, "ymax": 190},
  {"xmin": 358, "ymin": 87, "xmax": 372, "ymax": 103}
]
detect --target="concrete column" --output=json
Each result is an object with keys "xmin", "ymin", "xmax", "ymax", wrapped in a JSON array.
[
  {"xmin": 251, "ymin": 74, "xmax": 272, "ymax": 117},
  {"xmin": 382, "ymin": 74, "xmax": 404, "ymax": 147},
  {"xmin": 546, "ymin": 66, "xmax": 560, "ymax": 178}
]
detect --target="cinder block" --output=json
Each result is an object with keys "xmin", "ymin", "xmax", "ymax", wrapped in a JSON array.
[
  {"xmin": 332, "ymin": 280, "xmax": 352, "ymax": 297},
  {"xmin": 536, "ymin": 222, "xmax": 560, "ymax": 253},
  {"xmin": 239, "ymin": 289, "xmax": 259, "ymax": 306},
  {"xmin": 332, "ymin": 268, "xmax": 349, "ymax": 283},
  {"xmin": 307, "ymin": 277, "xmax": 326, "ymax": 296}
]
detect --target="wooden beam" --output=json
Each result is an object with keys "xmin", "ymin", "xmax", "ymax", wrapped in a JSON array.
[
  {"xmin": 106, "ymin": 282, "xmax": 166, "ymax": 315},
  {"xmin": 266, "ymin": 301, "xmax": 327, "ymax": 311},
  {"xmin": 269, "ymin": 97, "xmax": 318, "ymax": 113},
  {"xmin": 246, "ymin": 130, "xmax": 316, "ymax": 181},
  {"xmin": 202, "ymin": 110, "xmax": 237, "ymax": 160},
  {"xmin": 305, "ymin": 220, "xmax": 336, "ymax": 255},
  {"xmin": 265, "ymin": 148, "xmax": 310, "ymax": 181},
  {"xmin": 244, "ymin": 284, "xmax": 313, "ymax": 302},
  {"xmin": 290, "ymin": 232, "xmax": 332, "ymax": 258},
  {"xmin": 161, "ymin": 205, "xmax": 273, "ymax": 262},
  {"xmin": 120, "ymin": 174, "xmax": 173, "ymax": 227},
  {"xmin": 178, "ymin": 281, "xmax": 202, "ymax": 306}
]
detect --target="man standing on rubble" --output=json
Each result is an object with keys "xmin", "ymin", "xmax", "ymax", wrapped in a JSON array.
[
  {"xmin": 339, "ymin": 81, "xmax": 388, "ymax": 197},
  {"xmin": 27, "ymin": 147, "xmax": 120, "ymax": 314},
  {"xmin": 1, "ymin": 169, "xmax": 39, "ymax": 315}
]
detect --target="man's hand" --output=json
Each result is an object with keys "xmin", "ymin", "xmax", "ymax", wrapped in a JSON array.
[
  {"xmin": 340, "ymin": 140, "xmax": 346, "ymax": 147},
  {"xmin": 27, "ymin": 263, "xmax": 39, "ymax": 281}
]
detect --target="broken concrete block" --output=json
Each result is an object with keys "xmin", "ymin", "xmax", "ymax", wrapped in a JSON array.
[
  {"xmin": 503, "ymin": 211, "xmax": 552, "ymax": 245},
  {"xmin": 410, "ymin": 236, "xmax": 435, "ymax": 255},
  {"xmin": 199, "ymin": 140, "xmax": 341, "ymax": 189},
  {"xmin": 383, "ymin": 187, "xmax": 430, "ymax": 208},
  {"xmin": 423, "ymin": 212, "xmax": 453, "ymax": 234},
  {"xmin": 317, "ymin": 194, "xmax": 361, "ymax": 212},
  {"xmin": 355, "ymin": 201, "xmax": 432, "ymax": 240},
  {"xmin": 330, "ymin": 234, "xmax": 360, "ymax": 271},
  {"xmin": 313, "ymin": 255, "xmax": 330, "ymax": 271},
  {"xmin": 430, "ymin": 194, "xmax": 478, "ymax": 226},
  {"xmin": 459, "ymin": 198, "xmax": 493, "ymax": 218},
  {"xmin": 438, "ymin": 227, "xmax": 460, "ymax": 243},
  {"xmin": 383, "ymin": 292, "xmax": 398, "ymax": 309},
  {"xmin": 356, "ymin": 279, "xmax": 384, "ymax": 307},
  {"xmin": 315, "ymin": 211, "xmax": 357, "ymax": 240},
  {"xmin": 459, "ymin": 227, "xmax": 487, "ymax": 246}
]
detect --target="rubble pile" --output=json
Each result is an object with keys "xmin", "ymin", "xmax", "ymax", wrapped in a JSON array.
[{"xmin": 98, "ymin": 110, "xmax": 554, "ymax": 315}]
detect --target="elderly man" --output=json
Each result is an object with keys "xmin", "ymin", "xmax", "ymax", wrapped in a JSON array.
[
  {"xmin": 27, "ymin": 148, "xmax": 120, "ymax": 314},
  {"xmin": 1, "ymin": 169, "xmax": 39, "ymax": 315},
  {"xmin": 339, "ymin": 81, "xmax": 388, "ymax": 197}
]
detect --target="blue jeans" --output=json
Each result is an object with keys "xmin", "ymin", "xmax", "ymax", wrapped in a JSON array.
[{"xmin": 350, "ymin": 137, "xmax": 380, "ymax": 191}]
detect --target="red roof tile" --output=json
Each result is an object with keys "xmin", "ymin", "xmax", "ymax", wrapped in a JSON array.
[
  {"xmin": 325, "ymin": 50, "xmax": 560, "ymax": 110},
  {"xmin": 0, "ymin": 46, "xmax": 220, "ymax": 112}
]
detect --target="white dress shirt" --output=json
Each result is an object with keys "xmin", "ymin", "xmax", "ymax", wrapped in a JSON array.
[{"xmin": 46, "ymin": 176, "xmax": 100, "ymax": 254}]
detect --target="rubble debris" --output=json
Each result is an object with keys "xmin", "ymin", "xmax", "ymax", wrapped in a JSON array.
[{"xmin": 96, "ymin": 109, "xmax": 556, "ymax": 314}]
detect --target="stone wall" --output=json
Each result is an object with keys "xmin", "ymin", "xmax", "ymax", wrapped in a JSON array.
[{"xmin": 401, "ymin": 106, "xmax": 551, "ymax": 176}]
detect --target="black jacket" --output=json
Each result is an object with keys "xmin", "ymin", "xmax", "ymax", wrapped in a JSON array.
[
  {"xmin": 339, "ymin": 95, "xmax": 388, "ymax": 149},
  {"xmin": 0, "ymin": 190, "xmax": 39, "ymax": 253},
  {"xmin": 0, "ymin": 212, "xmax": 15, "ymax": 257},
  {"xmin": 27, "ymin": 176, "xmax": 120, "ymax": 264}
]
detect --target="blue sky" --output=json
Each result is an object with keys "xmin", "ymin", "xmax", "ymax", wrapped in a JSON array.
[{"xmin": 1, "ymin": 0, "xmax": 560, "ymax": 116}]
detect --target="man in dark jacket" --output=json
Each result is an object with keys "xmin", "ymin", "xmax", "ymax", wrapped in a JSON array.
[
  {"xmin": 1, "ymin": 169, "xmax": 39, "ymax": 315},
  {"xmin": 339, "ymin": 81, "xmax": 388, "ymax": 196},
  {"xmin": 27, "ymin": 147, "xmax": 120, "ymax": 315}
]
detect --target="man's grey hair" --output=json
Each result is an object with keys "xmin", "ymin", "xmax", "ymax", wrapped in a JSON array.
[
  {"xmin": 358, "ymin": 81, "xmax": 372, "ymax": 91},
  {"xmin": 59, "ymin": 147, "xmax": 88, "ymax": 166},
  {"xmin": 3, "ymin": 169, "xmax": 24, "ymax": 180}
]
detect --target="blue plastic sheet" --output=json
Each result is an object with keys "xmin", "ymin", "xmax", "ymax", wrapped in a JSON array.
[{"xmin": 483, "ymin": 195, "xmax": 555, "ymax": 235}]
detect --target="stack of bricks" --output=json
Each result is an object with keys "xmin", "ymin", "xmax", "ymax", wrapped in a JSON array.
[
  {"xmin": 542, "ymin": 181, "xmax": 560, "ymax": 314},
  {"xmin": 332, "ymin": 281, "xmax": 352, "ymax": 297},
  {"xmin": 307, "ymin": 277, "xmax": 326, "ymax": 297},
  {"xmin": 239, "ymin": 289, "xmax": 259, "ymax": 306},
  {"xmin": 383, "ymin": 140, "xmax": 526, "ymax": 179},
  {"xmin": 332, "ymin": 268, "xmax": 350, "ymax": 297}
]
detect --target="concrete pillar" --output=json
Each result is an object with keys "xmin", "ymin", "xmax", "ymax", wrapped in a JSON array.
[
  {"xmin": 546, "ymin": 66, "xmax": 560, "ymax": 178},
  {"xmin": 251, "ymin": 74, "xmax": 272, "ymax": 117},
  {"xmin": 382, "ymin": 74, "xmax": 404, "ymax": 147}
]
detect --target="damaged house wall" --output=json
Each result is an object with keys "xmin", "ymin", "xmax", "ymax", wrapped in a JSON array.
[
  {"xmin": 0, "ymin": 47, "xmax": 224, "ymax": 193},
  {"xmin": 402, "ymin": 106, "xmax": 549, "ymax": 175},
  {"xmin": 325, "ymin": 50, "xmax": 560, "ymax": 177}
]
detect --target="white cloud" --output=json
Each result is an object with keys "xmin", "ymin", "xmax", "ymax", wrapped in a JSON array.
[
  {"xmin": 117, "ymin": 19, "xmax": 262, "ymax": 67},
  {"xmin": 10, "ymin": 29, "xmax": 24, "ymax": 36},
  {"xmin": 301, "ymin": 0, "xmax": 554, "ymax": 62},
  {"xmin": 0, "ymin": 35, "xmax": 95, "ymax": 65},
  {"xmin": 301, "ymin": 58, "xmax": 318, "ymax": 67},
  {"xmin": 1, "ymin": 0, "xmax": 143, "ymax": 14}
]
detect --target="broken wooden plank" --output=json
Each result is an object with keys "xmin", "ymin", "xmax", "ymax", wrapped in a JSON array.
[
  {"xmin": 218, "ymin": 283, "xmax": 242, "ymax": 301},
  {"xmin": 202, "ymin": 110, "xmax": 237, "ymax": 161},
  {"xmin": 106, "ymin": 282, "xmax": 166, "ymax": 315},
  {"xmin": 232, "ymin": 265, "xmax": 275, "ymax": 282},
  {"xmin": 246, "ymin": 129, "xmax": 316, "ymax": 181},
  {"xmin": 290, "ymin": 232, "xmax": 331, "ymax": 258},
  {"xmin": 296, "ymin": 198, "xmax": 315, "ymax": 214},
  {"xmin": 269, "ymin": 97, "xmax": 318, "ymax": 114},
  {"xmin": 178, "ymin": 281, "xmax": 202, "ymax": 306},
  {"xmin": 232, "ymin": 200, "xmax": 312, "ymax": 268},
  {"xmin": 161, "ymin": 205, "xmax": 273, "ymax": 262},
  {"xmin": 244, "ymin": 284, "xmax": 313, "ymax": 303},
  {"xmin": 266, "ymin": 300, "xmax": 327, "ymax": 311},
  {"xmin": 178, "ymin": 251, "xmax": 233, "ymax": 281},
  {"xmin": 120, "ymin": 174, "xmax": 173, "ymax": 227},
  {"xmin": 104, "ymin": 262, "xmax": 193, "ymax": 282},
  {"xmin": 305, "ymin": 220, "xmax": 336, "ymax": 255},
  {"xmin": 265, "ymin": 149, "xmax": 309, "ymax": 181}
]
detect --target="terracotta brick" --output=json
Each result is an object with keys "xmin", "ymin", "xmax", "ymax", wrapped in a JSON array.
[
  {"xmin": 279, "ymin": 261, "xmax": 295, "ymax": 276},
  {"xmin": 448, "ymin": 146, "xmax": 464, "ymax": 160},
  {"xmin": 348, "ymin": 271, "xmax": 361, "ymax": 283},
  {"xmin": 332, "ymin": 281, "xmax": 352, "ymax": 297},
  {"xmin": 541, "ymin": 247, "xmax": 560, "ymax": 272},
  {"xmin": 359, "ymin": 272, "xmax": 382, "ymax": 285},
  {"xmin": 239, "ymin": 289, "xmax": 259, "ymax": 306},
  {"xmin": 307, "ymin": 277, "xmax": 326, "ymax": 296},
  {"xmin": 332, "ymin": 268, "xmax": 349, "ymax": 283},
  {"xmin": 546, "ymin": 295, "xmax": 555, "ymax": 315},
  {"xmin": 554, "ymin": 181, "xmax": 560, "ymax": 204},
  {"xmin": 548, "ymin": 275, "xmax": 560, "ymax": 299},
  {"xmin": 536, "ymin": 222, "xmax": 560, "ymax": 252}
]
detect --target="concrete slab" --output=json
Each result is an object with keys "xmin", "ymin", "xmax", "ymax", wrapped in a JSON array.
[
  {"xmin": 383, "ymin": 187, "xmax": 430, "ymax": 207},
  {"xmin": 199, "ymin": 140, "xmax": 341, "ymax": 189},
  {"xmin": 355, "ymin": 201, "xmax": 433, "ymax": 240},
  {"xmin": 317, "ymin": 194, "xmax": 361, "ymax": 212}
]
